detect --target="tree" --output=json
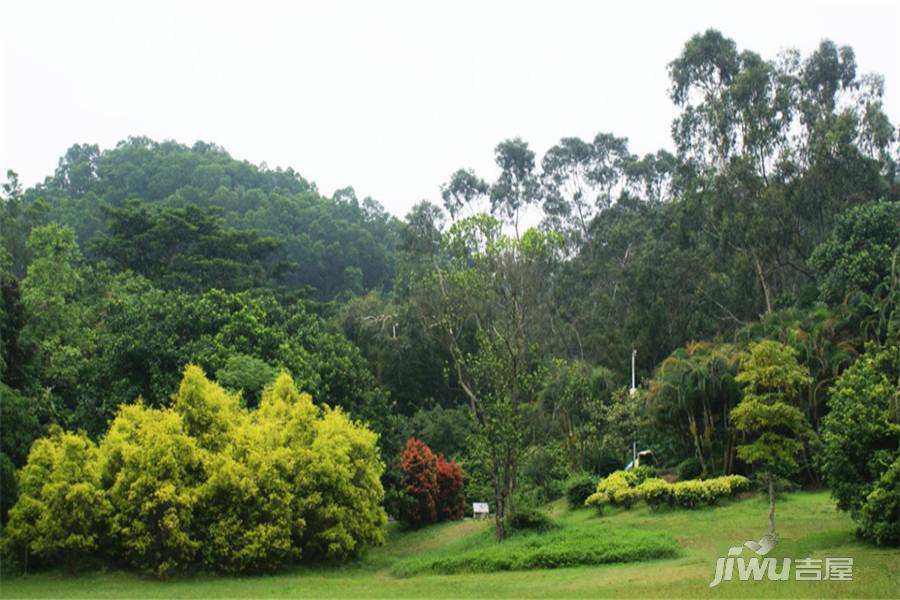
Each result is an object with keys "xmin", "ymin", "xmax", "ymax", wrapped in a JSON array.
[
  {"xmin": 490, "ymin": 139, "xmax": 540, "ymax": 238},
  {"xmin": 20, "ymin": 224, "xmax": 89, "ymax": 416},
  {"xmin": 3, "ymin": 427, "xmax": 109, "ymax": 574},
  {"xmin": 441, "ymin": 169, "xmax": 489, "ymax": 221},
  {"xmin": 731, "ymin": 341, "xmax": 813, "ymax": 534},
  {"xmin": 818, "ymin": 344, "xmax": 899, "ymax": 545},
  {"xmin": 93, "ymin": 202, "xmax": 281, "ymax": 293},
  {"xmin": 215, "ymin": 353, "xmax": 278, "ymax": 408},
  {"xmin": 648, "ymin": 342, "xmax": 740, "ymax": 475},
  {"xmin": 411, "ymin": 218, "xmax": 561, "ymax": 539}
]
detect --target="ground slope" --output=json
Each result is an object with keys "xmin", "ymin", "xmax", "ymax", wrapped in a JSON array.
[{"xmin": 2, "ymin": 491, "xmax": 898, "ymax": 598}]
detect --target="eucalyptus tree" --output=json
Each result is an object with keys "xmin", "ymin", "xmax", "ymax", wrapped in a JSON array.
[
  {"xmin": 490, "ymin": 138, "xmax": 540, "ymax": 239},
  {"xmin": 670, "ymin": 30, "xmax": 897, "ymax": 315},
  {"xmin": 440, "ymin": 169, "xmax": 489, "ymax": 221},
  {"xmin": 541, "ymin": 133, "xmax": 633, "ymax": 254}
]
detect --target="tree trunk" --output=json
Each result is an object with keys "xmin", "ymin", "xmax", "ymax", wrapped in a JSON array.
[
  {"xmin": 753, "ymin": 253, "xmax": 773, "ymax": 314},
  {"xmin": 494, "ymin": 491, "xmax": 506, "ymax": 541},
  {"xmin": 768, "ymin": 473, "xmax": 776, "ymax": 534}
]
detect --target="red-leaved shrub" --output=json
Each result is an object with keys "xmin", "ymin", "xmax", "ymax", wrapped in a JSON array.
[
  {"xmin": 399, "ymin": 437, "xmax": 438, "ymax": 527},
  {"xmin": 436, "ymin": 454, "xmax": 465, "ymax": 520}
]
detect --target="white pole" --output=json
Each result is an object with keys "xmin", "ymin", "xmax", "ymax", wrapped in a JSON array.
[{"xmin": 630, "ymin": 349, "xmax": 637, "ymax": 395}]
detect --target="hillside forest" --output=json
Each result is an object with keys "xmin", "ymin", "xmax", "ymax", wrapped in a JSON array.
[{"xmin": 1, "ymin": 30, "xmax": 898, "ymax": 575}]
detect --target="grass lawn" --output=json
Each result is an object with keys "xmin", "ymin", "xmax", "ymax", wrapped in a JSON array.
[{"xmin": 2, "ymin": 491, "xmax": 898, "ymax": 598}]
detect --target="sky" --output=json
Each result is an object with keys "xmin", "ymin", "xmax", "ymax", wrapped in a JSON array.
[{"xmin": 1, "ymin": 0, "xmax": 898, "ymax": 218}]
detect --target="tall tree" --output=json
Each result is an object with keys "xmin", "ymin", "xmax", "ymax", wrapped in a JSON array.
[{"xmin": 731, "ymin": 341, "xmax": 813, "ymax": 534}]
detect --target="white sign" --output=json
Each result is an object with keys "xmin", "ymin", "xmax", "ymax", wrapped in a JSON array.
[{"xmin": 473, "ymin": 502, "xmax": 489, "ymax": 517}]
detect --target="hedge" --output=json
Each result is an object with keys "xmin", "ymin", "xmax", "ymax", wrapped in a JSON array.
[{"xmin": 585, "ymin": 470, "xmax": 750, "ymax": 511}]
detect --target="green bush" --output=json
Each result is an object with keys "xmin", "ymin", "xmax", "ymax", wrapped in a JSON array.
[
  {"xmin": 671, "ymin": 480, "xmax": 711, "ymax": 508},
  {"xmin": 819, "ymin": 344, "xmax": 899, "ymax": 546},
  {"xmin": 2, "ymin": 428, "xmax": 110, "ymax": 574},
  {"xmin": 2, "ymin": 366, "xmax": 388, "ymax": 577},
  {"xmin": 856, "ymin": 457, "xmax": 899, "ymax": 546},
  {"xmin": 631, "ymin": 465, "xmax": 656, "ymax": 485},
  {"xmin": 585, "ymin": 470, "xmax": 641, "ymax": 509},
  {"xmin": 722, "ymin": 475, "xmax": 751, "ymax": 495},
  {"xmin": 586, "ymin": 470, "xmax": 744, "ymax": 512},
  {"xmin": 670, "ymin": 476, "xmax": 742, "ymax": 508},
  {"xmin": 676, "ymin": 457, "xmax": 702, "ymax": 481},
  {"xmin": 564, "ymin": 473, "xmax": 598, "ymax": 508},
  {"xmin": 505, "ymin": 508, "xmax": 556, "ymax": 532},
  {"xmin": 99, "ymin": 404, "xmax": 205, "ymax": 577},
  {"xmin": 636, "ymin": 478, "xmax": 672, "ymax": 509}
]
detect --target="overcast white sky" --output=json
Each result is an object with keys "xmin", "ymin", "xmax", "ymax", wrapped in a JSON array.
[{"xmin": 1, "ymin": 0, "xmax": 898, "ymax": 218}]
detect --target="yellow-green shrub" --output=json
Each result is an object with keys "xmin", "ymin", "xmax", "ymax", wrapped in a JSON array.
[
  {"xmin": 171, "ymin": 364, "xmax": 242, "ymax": 452},
  {"xmin": 582, "ymin": 469, "xmax": 749, "ymax": 513},
  {"xmin": 671, "ymin": 479, "xmax": 712, "ymax": 508},
  {"xmin": 4, "ymin": 366, "xmax": 388, "ymax": 576},
  {"xmin": 585, "ymin": 470, "xmax": 641, "ymax": 510},
  {"xmin": 2, "ymin": 428, "xmax": 109, "ymax": 573},
  {"xmin": 636, "ymin": 478, "xmax": 672, "ymax": 509},
  {"xmin": 250, "ymin": 371, "xmax": 386, "ymax": 560},
  {"xmin": 98, "ymin": 404, "xmax": 204, "ymax": 577},
  {"xmin": 723, "ymin": 475, "xmax": 751, "ymax": 495}
]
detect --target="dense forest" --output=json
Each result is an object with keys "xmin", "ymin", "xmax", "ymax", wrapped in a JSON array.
[{"xmin": 1, "ymin": 30, "xmax": 898, "ymax": 574}]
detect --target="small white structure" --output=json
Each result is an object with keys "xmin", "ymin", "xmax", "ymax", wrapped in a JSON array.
[{"xmin": 473, "ymin": 502, "xmax": 489, "ymax": 519}]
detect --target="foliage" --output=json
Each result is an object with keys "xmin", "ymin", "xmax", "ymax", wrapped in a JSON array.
[
  {"xmin": 676, "ymin": 457, "xmax": 702, "ymax": 481},
  {"xmin": 564, "ymin": 473, "xmax": 599, "ymax": 508},
  {"xmin": 406, "ymin": 405, "xmax": 473, "ymax": 459},
  {"xmin": 214, "ymin": 353, "xmax": 277, "ymax": 408},
  {"xmin": 648, "ymin": 342, "xmax": 740, "ymax": 476},
  {"xmin": 519, "ymin": 445, "xmax": 566, "ymax": 502},
  {"xmin": 398, "ymin": 437, "xmax": 439, "ymax": 528},
  {"xmin": 818, "ymin": 343, "xmax": 899, "ymax": 545},
  {"xmin": 732, "ymin": 341, "xmax": 813, "ymax": 533},
  {"xmin": 810, "ymin": 201, "xmax": 900, "ymax": 306},
  {"xmin": 8, "ymin": 138, "xmax": 400, "ymax": 300},
  {"xmin": 585, "ymin": 470, "xmax": 641, "ymax": 510},
  {"xmin": 504, "ymin": 508, "xmax": 556, "ymax": 532},
  {"xmin": 99, "ymin": 404, "xmax": 204, "ymax": 577},
  {"xmin": 856, "ymin": 457, "xmax": 899, "ymax": 546},
  {"xmin": 257, "ymin": 372, "xmax": 387, "ymax": 560},
  {"xmin": 436, "ymin": 455, "xmax": 465, "ymax": 521},
  {"xmin": 397, "ymin": 437, "xmax": 465, "ymax": 527},
  {"xmin": 2, "ymin": 367, "xmax": 388, "ymax": 576},
  {"xmin": 636, "ymin": 478, "xmax": 672, "ymax": 509},
  {"xmin": 585, "ymin": 470, "xmax": 748, "ymax": 511},
  {"xmin": 2, "ymin": 428, "xmax": 109, "ymax": 574},
  {"xmin": 93, "ymin": 202, "xmax": 281, "ymax": 293}
]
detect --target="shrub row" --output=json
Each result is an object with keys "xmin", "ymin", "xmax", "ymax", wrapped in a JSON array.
[
  {"xmin": 2, "ymin": 366, "xmax": 387, "ymax": 577},
  {"xmin": 584, "ymin": 470, "xmax": 749, "ymax": 511}
]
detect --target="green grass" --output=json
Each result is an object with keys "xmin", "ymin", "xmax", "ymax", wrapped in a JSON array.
[
  {"xmin": 2, "ymin": 491, "xmax": 898, "ymax": 598},
  {"xmin": 391, "ymin": 523, "xmax": 679, "ymax": 576}
]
